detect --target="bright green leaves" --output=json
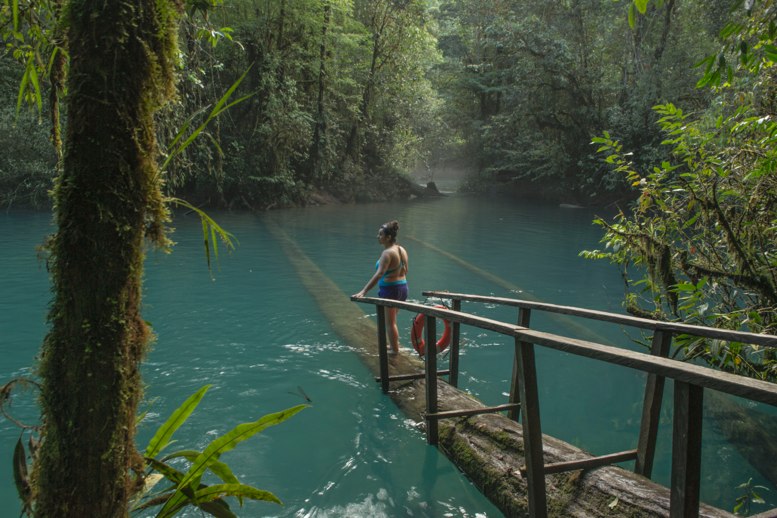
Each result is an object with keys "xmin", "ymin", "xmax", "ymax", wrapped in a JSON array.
[
  {"xmin": 694, "ymin": 2, "xmax": 776, "ymax": 89},
  {"xmin": 634, "ymin": 0, "xmax": 650, "ymax": 13},
  {"xmin": 164, "ymin": 198, "xmax": 237, "ymax": 275},
  {"xmin": 161, "ymin": 66, "xmax": 253, "ymax": 175},
  {"xmin": 144, "ymin": 385, "xmax": 212, "ymax": 459},
  {"xmin": 628, "ymin": 0, "xmax": 651, "ymax": 29},
  {"xmin": 585, "ymin": 19, "xmax": 777, "ymax": 380},
  {"xmin": 734, "ymin": 478, "xmax": 769, "ymax": 516},
  {"xmin": 136, "ymin": 385, "xmax": 308, "ymax": 517},
  {"xmin": 1, "ymin": 0, "xmax": 62, "ymax": 117},
  {"xmin": 15, "ymin": 53, "xmax": 41, "ymax": 115}
]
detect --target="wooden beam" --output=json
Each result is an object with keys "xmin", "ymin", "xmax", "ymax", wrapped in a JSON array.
[
  {"xmin": 449, "ymin": 299, "xmax": 462, "ymax": 387},
  {"xmin": 670, "ymin": 381, "xmax": 704, "ymax": 518},
  {"xmin": 425, "ymin": 403, "xmax": 520, "ymax": 420},
  {"xmin": 377, "ymin": 305, "xmax": 389, "ymax": 394},
  {"xmin": 636, "ymin": 329, "xmax": 673, "ymax": 478},
  {"xmin": 542, "ymin": 449, "xmax": 638, "ymax": 475},
  {"xmin": 373, "ymin": 370, "xmax": 450, "ymax": 382},
  {"xmin": 425, "ymin": 316, "xmax": 438, "ymax": 445},
  {"xmin": 509, "ymin": 308, "xmax": 530, "ymax": 421},
  {"xmin": 517, "ymin": 336, "xmax": 547, "ymax": 517}
]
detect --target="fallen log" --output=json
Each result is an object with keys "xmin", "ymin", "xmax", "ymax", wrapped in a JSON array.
[
  {"xmin": 391, "ymin": 374, "xmax": 731, "ymax": 517},
  {"xmin": 265, "ymin": 218, "xmax": 734, "ymax": 517}
]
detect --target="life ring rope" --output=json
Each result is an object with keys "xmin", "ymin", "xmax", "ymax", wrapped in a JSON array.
[{"xmin": 410, "ymin": 305, "xmax": 452, "ymax": 356}]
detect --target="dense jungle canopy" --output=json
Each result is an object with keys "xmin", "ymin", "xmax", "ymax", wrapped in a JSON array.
[{"xmin": 0, "ymin": 0, "xmax": 752, "ymax": 209}]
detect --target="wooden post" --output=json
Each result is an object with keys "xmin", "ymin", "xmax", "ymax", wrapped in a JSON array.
[
  {"xmin": 425, "ymin": 315, "xmax": 438, "ymax": 445},
  {"xmin": 670, "ymin": 381, "xmax": 703, "ymax": 518},
  {"xmin": 635, "ymin": 329, "xmax": 673, "ymax": 478},
  {"xmin": 516, "ymin": 336, "xmax": 547, "ymax": 517},
  {"xmin": 377, "ymin": 305, "xmax": 389, "ymax": 394},
  {"xmin": 449, "ymin": 299, "xmax": 462, "ymax": 387},
  {"xmin": 509, "ymin": 308, "xmax": 530, "ymax": 421}
]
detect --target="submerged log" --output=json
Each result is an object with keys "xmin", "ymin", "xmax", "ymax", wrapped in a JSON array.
[
  {"xmin": 391, "ymin": 375, "xmax": 731, "ymax": 517},
  {"xmin": 705, "ymin": 391, "xmax": 777, "ymax": 488},
  {"xmin": 265, "ymin": 219, "xmax": 734, "ymax": 517}
]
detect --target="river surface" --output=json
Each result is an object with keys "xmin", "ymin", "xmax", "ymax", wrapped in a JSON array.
[{"xmin": 1, "ymin": 195, "xmax": 775, "ymax": 516}]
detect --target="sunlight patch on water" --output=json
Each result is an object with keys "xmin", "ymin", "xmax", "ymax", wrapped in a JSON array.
[
  {"xmin": 315, "ymin": 368, "xmax": 366, "ymax": 389},
  {"xmin": 296, "ymin": 490, "xmax": 394, "ymax": 518}
]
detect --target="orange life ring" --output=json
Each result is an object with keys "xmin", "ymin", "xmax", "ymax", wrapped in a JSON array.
[{"xmin": 411, "ymin": 305, "xmax": 452, "ymax": 356}]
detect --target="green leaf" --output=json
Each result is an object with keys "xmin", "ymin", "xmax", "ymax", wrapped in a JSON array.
[
  {"xmin": 693, "ymin": 54, "xmax": 715, "ymax": 72},
  {"xmin": 16, "ymin": 64, "xmax": 29, "ymax": 115},
  {"xmin": 145, "ymin": 385, "xmax": 211, "ymax": 458},
  {"xmin": 197, "ymin": 498, "xmax": 236, "ymax": 518},
  {"xmin": 628, "ymin": 4, "xmax": 636, "ymax": 29},
  {"xmin": 162, "ymin": 450, "xmax": 240, "ymax": 486},
  {"xmin": 27, "ymin": 65, "xmax": 42, "ymax": 113},
  {"xmin": 13, "ymin": 437, "xmax": 31, "ymax": 508},
  {"xmin": 194, "ymin": 483, "xmax": 282, "ymax": 505},
  {"xmin": 145, "ymin": 457, "xmax": 186, "ymax": 486},
  {"xmin": 719, "ymin": 22, "xmax": 742, "ymax": 39},
  {"xmin": 12, "ymin": 0, "xmax": 19, "ymax": 32},
  {"xmin": 161, "ymin": 68, "xmax": 253, "ymax": 173},
  {"xmin": 634, "ymin": 0, "xmax": 648, "ymax": 14},
  {"xmin": 764, "ymin": 44, "xmax": 777, "ymax": 63},
  {"xmin": 166, "ymin": 198, "xmax": 237, "ymax": 274},
  {"xmin": 156, "ymin": 405, "xmax": 307, "ymax": 518}
]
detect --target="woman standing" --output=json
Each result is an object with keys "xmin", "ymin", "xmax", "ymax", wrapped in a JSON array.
[{"xmin": 353, "ymin": 220, "xmax": 409, "ymax": 354}]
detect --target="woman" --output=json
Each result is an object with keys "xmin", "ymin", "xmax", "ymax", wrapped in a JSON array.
[{"xmin": 353, "ymin": 220, "xmax": 409, "ymax": 355}]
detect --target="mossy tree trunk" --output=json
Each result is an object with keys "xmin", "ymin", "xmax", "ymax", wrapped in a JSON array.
[{"xmin": 33, "ymin": 0, "xmax": 181, "ymax": 516}]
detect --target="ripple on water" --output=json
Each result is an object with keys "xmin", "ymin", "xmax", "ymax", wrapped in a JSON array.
[{"xmin": 315, "ymin": 368, "xmax": 366, "ymax": 389}]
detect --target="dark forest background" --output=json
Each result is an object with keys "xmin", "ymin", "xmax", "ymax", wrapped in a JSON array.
[{"xmin": 1, "ymin": 0, "xmax": 735, "ymax": 209}]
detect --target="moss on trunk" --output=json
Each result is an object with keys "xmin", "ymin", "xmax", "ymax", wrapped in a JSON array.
[{"xmin": 33, "ymin": 0, "xmax": 181, "ymax": 515}]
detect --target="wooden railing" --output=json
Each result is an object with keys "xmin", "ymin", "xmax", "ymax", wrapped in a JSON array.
[{"xmin": 350, "ymin": 291, "xmax": 777, "ymax": 518}]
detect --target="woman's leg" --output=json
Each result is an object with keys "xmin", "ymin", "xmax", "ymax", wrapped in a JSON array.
[{"xmin": 387, "ymin": 307, "xmax": 400, "ymax": 353}]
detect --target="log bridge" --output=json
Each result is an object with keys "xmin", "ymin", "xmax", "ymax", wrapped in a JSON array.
[{"xmin": 351, "ymin": 291, "xmax": 777, "ymax": 518}]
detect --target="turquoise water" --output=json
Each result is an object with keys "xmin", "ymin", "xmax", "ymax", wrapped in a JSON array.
[{"xmin": 1, "ymin": 196, "xmax": 775, "ymax": 516}]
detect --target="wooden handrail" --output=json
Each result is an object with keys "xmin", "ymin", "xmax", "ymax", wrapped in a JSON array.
[
  {"xmin": 423, "ymin": 290, "xmax": 777, "ymax": 348},
  {"xmin": 351, "ymin": 293, "xmax": 777, "ymax": 518},
  {"xmin": 353, "ymin": 296, "xmax": 777, "ymax": 406}
]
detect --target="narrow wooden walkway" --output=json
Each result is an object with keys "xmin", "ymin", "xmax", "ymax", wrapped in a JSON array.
[{"xmin": 352, "ymin": 291, "xmax": 777, "ymax": 518}]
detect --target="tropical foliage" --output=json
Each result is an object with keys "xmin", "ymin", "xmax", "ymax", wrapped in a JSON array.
[
  {"xmin": 135, "ymin": 385, "xmax": 307, "ymax": 517},
  {"xmin": 6, "ymin": 382, "xmax": 306, "ymax": 517},
  {"xmin": 584, "ymin": 0, "xmax": 777, "ymax": 380},
  {"xmin": 3, "ymin": 0, "xmax": 737, "ymax": 209},
  {"xmin": 429, "ymin": 0, "xmax": 724, "ymax": 203}
]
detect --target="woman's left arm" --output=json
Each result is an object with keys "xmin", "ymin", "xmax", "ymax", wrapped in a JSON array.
[{"xmin": 353, "ymin": 251, "xmax": 389, "ymax": 298}]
